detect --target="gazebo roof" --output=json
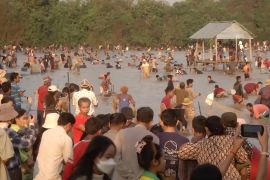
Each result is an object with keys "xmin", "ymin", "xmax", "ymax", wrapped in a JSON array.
[{"xmin": 190, "ymin": 21, "xmax": 254, "ymax": 40}]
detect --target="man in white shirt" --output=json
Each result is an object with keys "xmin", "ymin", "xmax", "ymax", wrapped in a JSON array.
[
  {"xmin": 33, "ymin": 112, "xmax": 75, "ymax": 180},
  {"xmin": 72, "ymin": 79, "xmax": 98, "ymax": 116}
]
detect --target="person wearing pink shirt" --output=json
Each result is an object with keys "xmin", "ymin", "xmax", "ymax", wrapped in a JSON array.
[{"xmin": 246, "ymin": 103, "xmax": 269, "ymax": 119}]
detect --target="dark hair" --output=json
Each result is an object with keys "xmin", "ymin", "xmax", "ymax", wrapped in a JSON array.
[
  {"xmin": 58, "ymin": 112, "xmax": 75, "ymax": 126},
  {"xmin": 205, "ymin": 116, "xmax": 224, "ymax": 136},
  {"xmin": 84, "ymin": 117, "xmax": 103, "ymax": 135},
  {"xmin": 62, "ymin": 87, "xmax": 69, "ymax": 94},
  {"xmin": 9, "ymin": 72, "xmax": 19, "ymax": 82},
  {"xmin": 190, "ymin": 163, "xmax": 222, "ymax": 180},
  {"xmin": 192, "ymin": 116, "xmax": 206, "ymax": 134},
  {"xmin": 96, "ymin": 114, "xmax": 111, "ymax": 134},
  {"xmin": 214, "ymin": 85, "xmax": 219, "ymax": 88},
  {"xmin": 69, "ymin": 83, "xmax": 80, "ymax": 93},
  {"xmin": 78, "ymin": 97, "xmax": 91, "ymax": 107},
  {"xmin": 1, "ymin": 81, "xmax": 11, "ymax": 93},
  {"xmin": 45, "ymin": 91, "xmax": 57, "ymax": 108},
  {"xmin": 137, "ymin": 107, "xmax": 154, "ymax": 123},
  {"xmin": 160, "ymin": 109, "xmax": 177, "ymax": 127},
  {"xmin": 207, "ymin": 75, "xmax": 212, "ymax": 78},
  {"xmin": 165, "ymin": 86, "xmax": 174, "ymax": 94},
  {"xmin": 167, "ymin": 75, "xmax": 173, "ymax": 80},
  {"xmin": 186, "ymin": 79, "xmax": 193, "ymax": 86},
  {"xmin": 246, "ymin": 103, "xmax": 253, "ymax": 107},
  {"xmin": 69, "ymin": 136, "xmax": 115, "ymax": 180},
  {"xmin": 16, "ymin": 109, "xmax": 26, "ymax": 119},
  {"xmin": 137, "ymin": 135, "xmax": 162, "ymax": 171},
  {"xmin": 236, "ymin": 76, "xmax": 241, "ymax": 80},
  {"xmin": 109, "ymin": 113, "xmax": 127, "ymax": 126}
]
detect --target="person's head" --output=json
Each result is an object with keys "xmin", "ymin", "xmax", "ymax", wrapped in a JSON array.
[
  {"xmin": 137, "ymin": 107, "xmax": 154, "ymax": 129},
  {"xmin": 120, "ymin": 86, "xmax": 128, "ymax": 94},
  {"xmin": 136, "ymin": 135, "xmax": 165, "ymax": 174},
  {"xmin": 10, "ymin": 72, "xmax": 21, "ymax": 83},
  {"xmin": 121, "ymin": 106, "xmax": 135, "ymax": 120},
  {"xmin": 62, "ymin": 87, "xmax": 69, "ymax": 96},
  {"xmin": 205, "ymin": 116, "xmax": 224, "ymax": 136},
  {"xmin": 84, "ymin": 117, "xmax": 103, "ymax": 136},
  {"xmin": 236, "ymin": 75, "xmax": 241, "ymax": 82},
  {"xmin": 43, "ymin": 76, "xmax": 52, "ymax": 86},
  {"xmin": 45, "ymin": 88, "xmax": 58, "ymax": 107},
  {"xmin": 246, "ymin": 103, "xmax": 253, "ymax": 113},
  {"xmin": 109, "ymin": 113, "xmax": 127, "ymax": 130},
  {"xmin": 165, "ymin": 86, "xmax": 174, "ymax": 98},
  {"xmin": 207, "ymin": 75, "xmax": 212, "ymax": 80},
  {"xmin": 1, "ymin": 96, "xmax": 14, "ymax": 105},
  {"xmin": 0, "ymin": 102, "xmax": 18, "ymax": 126},
  {"xmin": 190, "ymin": 163, "xmax": 222, "ymax": 180},
  {"xmin": 15, "ymin": 109, "xmax": 29, "ymax": 128},
  {"xmin": 221, "ymin": 112, "xmax": 238, "ymax": 128},
  {"xmin": 214, "ymin": 85, "xmax": 219, "ymax": 89},
  {"xmin": 80, "ymin": 79, "xmax": 92, "ymax": 91},
  {"xmin": 186, "ymin": 79, "xmax": 194, "ymax": 87},
  {"xmin": 57, "ymin": 112, "xmax": 75, "ymax": 133},
  {"xmin": 160, "ymin": 109, "xmax": 177, "ymax": 129},
  {"xmin": 192, "ymin": 115, "xmax": 206, "ymax": 138},
  {"xmin": 78, "ymin": 97, "xmax": 91, "ymax": 115},
  {"xmin": 179, "ymin": 82, "xmax": 185, "ymax": 89},
  {"xmin": 96, "ymin": 114, "xmax": 111, "ymax": 134},
  {"xmin": 167, "ymin": 75, "xmax": 173, "ymax": 81},
  {"xmin": 1, "ymin": 81, "xmax": 11, "ymax": 93},
  {"xmin": 69, "ymin": 136, "xmax": 116, "ymax": 179}
]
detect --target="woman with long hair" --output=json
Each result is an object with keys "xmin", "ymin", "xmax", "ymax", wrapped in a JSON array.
[{"xmin": 69, "ymin": 135, "xmax": 116, "ymax": 180}]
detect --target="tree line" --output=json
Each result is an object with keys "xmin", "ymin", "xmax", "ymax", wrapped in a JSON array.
[{"xmin": 0, "ymin": 0, "xmax": 270, "ymax": 47}]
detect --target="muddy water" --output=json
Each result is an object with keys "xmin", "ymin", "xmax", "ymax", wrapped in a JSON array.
[{"xmin": 13, "ymin": 50, "xmax": 270, "ymax": 147}]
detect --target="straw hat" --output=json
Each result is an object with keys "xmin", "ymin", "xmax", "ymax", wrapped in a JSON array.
[
  {"xmin": 182, "ymin": 98, "xmax": 192, "ymax": 106},
  {"xmin": 80, "ymin": 79, "xmax": 91, "ymax": 88},
  {"xmin": 0, "ymin": 102, "xmax": 18, "ymax": 121},
  {"xmin": 42, "ymin": 113, "xmax": 60, "ymax": 129},
  {"xmin": 265, "ymin": 79, "xmax": 270, "ymax": 86}
]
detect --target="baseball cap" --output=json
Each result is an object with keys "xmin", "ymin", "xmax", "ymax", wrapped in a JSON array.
[{"xmin": 48, "ymin": 85, "xmax": 59, "ymax": 92}]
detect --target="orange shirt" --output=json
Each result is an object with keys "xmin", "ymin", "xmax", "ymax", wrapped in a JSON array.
[
  {"xmin": 72, "ymin": 114, "xmax": 91, "ymax": 144},
  {"xmin": 253, "ymin": 104, "xmax": 269, "ymax": 119}
]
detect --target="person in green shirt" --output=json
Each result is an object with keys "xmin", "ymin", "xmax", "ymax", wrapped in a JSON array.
[{"xmin": 136, "ymin": 135, "xmax": 166, "ymax": 180}]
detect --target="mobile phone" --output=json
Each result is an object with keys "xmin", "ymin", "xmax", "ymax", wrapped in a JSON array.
[{"xmin": 241, "ymin": 124, "xmax": 264, "ymax": 138}]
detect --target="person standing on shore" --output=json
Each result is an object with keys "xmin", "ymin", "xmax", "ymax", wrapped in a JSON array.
[
  {"xmin": 10, "ymin": 72, "xmax": 23, "ymax": 110},
  {"xmin": 36, "ymin": 76, "xmax": 52, "ymax": 127}
]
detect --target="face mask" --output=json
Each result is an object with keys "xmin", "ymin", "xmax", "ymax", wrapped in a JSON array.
[{"xmin": 96, "ymin": 158, "xmax": 116, "ymax": 175}]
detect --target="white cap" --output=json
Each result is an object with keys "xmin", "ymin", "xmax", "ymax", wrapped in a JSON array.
[
  {"xmin": 48, "ymin": 85, "xmax": 59, "ymax": 92},
  {"xmin": 42, "ymin": 113, "xmax": 60, "ymax": 129}
]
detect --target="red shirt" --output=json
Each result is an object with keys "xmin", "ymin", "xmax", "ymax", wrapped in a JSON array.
[
  {"xmin": 72, "ymin": 114, "xmax": 91, "ymax": 144},
  {"xmin": 37, "ymin": 85, "xmax": 48, "ymax": 111},
  {"xmin": 244, "ymin": 83, "xmax": 258, "ymax": 94},
  {"xmin": 214, "ymin": 87, "xmax": 225, "ymax": 96},
  {"xmin": 161, "ymin": 95, "xmax": 172, "ymax": 109},
  {"xmin": 63, "ymin": 140, "xmax": 90, "ymax": 180}
]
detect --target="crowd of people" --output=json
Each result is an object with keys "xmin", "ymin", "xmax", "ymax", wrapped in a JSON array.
[{"xmin": 0, "ymin": 44, "xmax": 269, "ymax": 180}]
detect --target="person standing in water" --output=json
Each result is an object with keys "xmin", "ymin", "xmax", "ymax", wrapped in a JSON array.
[
  {"xmin": 113, "ymin": 86, "xmax": 135, "ymax": 112},
  {"xmin": 141, "ymin": 60, "xmax": 150, "ymax": 79}
]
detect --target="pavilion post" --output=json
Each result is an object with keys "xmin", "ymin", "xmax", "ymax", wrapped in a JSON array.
[
  {"xmin": 215, "ymin": 37, "xmax": 218, "ymax": 61},
  {"xmin": 235, "ymin": 37, "xmax": 238, "ymax": 61},
  {"xmin": 249, "ymin": 39, "xmax": 252, "ymax": 63},
  {"xmin": 202, "ymin": 40, "xmax": 205, "ymax": 61},
  {"xmin": 195, "ymin": 41, "xmax": 198, "ymax": 65}
]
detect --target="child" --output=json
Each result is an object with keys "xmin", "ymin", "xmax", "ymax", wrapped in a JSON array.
[
  {"xmin": 136, "ymin": 135, "xmax": 165, "ymax": 180},
  {"xmin": 72, "ymin": 97, "xmax": 91, "ymax": 144}
]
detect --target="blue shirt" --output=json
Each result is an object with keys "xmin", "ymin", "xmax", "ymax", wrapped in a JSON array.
[{"xmin": 11, "ymin": 82, "xmax": 21, "ymax": 109}]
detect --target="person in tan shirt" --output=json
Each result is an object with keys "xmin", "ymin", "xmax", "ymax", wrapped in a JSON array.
[
  {"xmin": 186, "ymin": 79, "xmax": 200, "ymax": 101},
  {"xmin": 174, "ymin": 82, "xmax": 189, "ymax": 106}
]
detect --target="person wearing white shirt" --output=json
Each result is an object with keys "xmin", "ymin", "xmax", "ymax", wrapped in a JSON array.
[
  {"xmin": 73, "ymin": 79, "xmax": 98, "ymax": 116},
  {"xmin": 33, "ymin": 112, "xmax": 75, "ymax": 180}
]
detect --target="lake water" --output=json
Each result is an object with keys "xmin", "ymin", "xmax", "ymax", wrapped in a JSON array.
[{"xmin": 11, "ymin": 50, "xmax": 270, "ymax": 147}]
